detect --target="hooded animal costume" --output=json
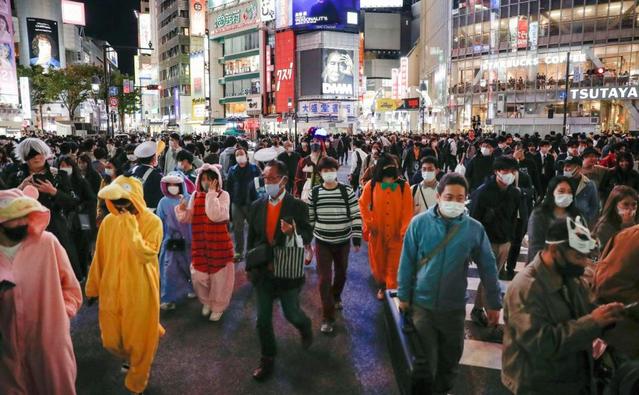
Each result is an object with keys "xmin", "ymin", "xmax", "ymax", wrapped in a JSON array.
[
  {"xmin": 156, "ymin": 172, "xmax": 194, "ymax": 304},
  {"xmin": 175, "ymin": 164, "xmax": 235, "ymax": 316},
  {"xmin": 0, "ymin": 186, "xmax": 83, "ymax": 395},
  {"xmin": 86, "ymin": 176, "xmax": 164, "ymax": 394}
]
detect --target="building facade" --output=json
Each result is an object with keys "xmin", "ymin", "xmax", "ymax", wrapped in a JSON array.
[{"xmin": 443, "ymin": 0, "xmax": 639, "ymax": 134}]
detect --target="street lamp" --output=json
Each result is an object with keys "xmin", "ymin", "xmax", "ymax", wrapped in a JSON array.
[{"xmin": 46, "ymin": 106, "xmax": 51, "ymax": 132}]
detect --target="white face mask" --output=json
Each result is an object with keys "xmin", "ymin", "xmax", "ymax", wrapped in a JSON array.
[
  {"xmin": 104, "ymin": 168, "xmax": 114, "ymax": 176},
  {"xmin": 497, "ymin": 172, "xmax": 515, "ymax": 186},
  {"xmin": 438, "ymin": 201, "xmax": 466, "ymax": 218},
  {"xmin": 127, "ymin": 154, "xmax": 137, "ymax": 162},
  {"xmin": 286, "ymin": 146, "xmax": 293, "ymax": 153},
  {"xmin": 321, "ymin": 171, "xmax": 337, "ymax": 182},
  {"xmin": 618, "ymin": 207, "xmax": 637, "ymax": 219},
  {"xmin": 236, "ymin": 155, "xmax": 247, "ymax": 165},
  {"xmin": 481, "ymin": 147, "xmax": 492, "ymax": 156},
  {"xmin": 563, "ymin": 169, "xmax": 576, "ymax": 178},
  {"xmin": 554, "ymin": 193, "xmax": 573, "ymax": 208},
  {"xmin": 167, "ymin": 185, "xmax": 180, "ymax": 195},
  {"xmin": 60, "ymin": 167, "xmax": 72, "ymax": 176},
  {"xmin": 422, "ymin": 171, "xmax": 436, "ymax": 182}
]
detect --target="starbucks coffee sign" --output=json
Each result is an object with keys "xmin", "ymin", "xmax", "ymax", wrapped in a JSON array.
[{"xmin": 570, "ymin": 87, "xmax": 639, "ymax": 100}]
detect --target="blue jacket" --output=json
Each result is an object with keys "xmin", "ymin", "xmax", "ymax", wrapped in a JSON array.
[
  {"xmin": 397, "ymin": 206, "xmax": 503, "ymax": 311},
  {"xmin": 573, "ymin": 176, "xmax": 600, "ymax": 226}
]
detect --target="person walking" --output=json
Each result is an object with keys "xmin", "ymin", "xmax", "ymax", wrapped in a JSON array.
[
  {"xmin": 397, "ymin": 173, "xmax": 502, "ymax": 394},
  {"xmin": 86, "ymin": 176, "xmax": 164, "ymax": 395},
  {"xmin": 130, "ymin": 141, "xmax": 163, "ymax": 212},
  {"xmin": 175, "ymin": 164, "xmax": 235, "ymax": 322},
  {"xmin": 0, "ymin": 186, "xmax": 83, "ymax": 395},
  {"xmin": 309, "ymin": 157, "xmax": 362, "ymax": 334},
  {"xmin": 359, "ymin": 153, "xmax": 413, "ymax": 300},
  {"xmin": 156, "ymin": 172, "xmax": 194, "ymax": 311},
  {"xmin": 245, "ymin": 160, "xmax": 313, "ymax": 382},
  {"xmin": 410, "ymin": 156, "xmax": 440, "ymax": 215}
]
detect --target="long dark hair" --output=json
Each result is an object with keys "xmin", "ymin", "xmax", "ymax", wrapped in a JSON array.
[
  {"xmin": 58, "ymin": 155, "xmax": 82, "ymax": 184},
  {"xmin": 539, "ymin": 175, "xmax": 581, "ymax": 216},
  {"xmin": 595, "ymin": 185, "xmax": 638, "ymax": 230},
  {"xmin": 371, "ymin": 153, "xmax": 401, "ymax": 183}
]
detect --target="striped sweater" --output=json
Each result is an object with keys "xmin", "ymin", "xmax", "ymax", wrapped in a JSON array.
[{"xmin": 309, "ymin": 184, "xmax": 362, "ymax": 245}]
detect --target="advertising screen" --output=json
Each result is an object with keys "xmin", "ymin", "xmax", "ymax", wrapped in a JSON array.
[
  {"xmin": 26, "ymin": 18, "xmax": 61, "ymax": 71},
  {"xmin": 138, "ymin": 13, "xmax": 152, "ymax": 54},
  {"xmin": 321, "ymin": 49, "xmax": 354, "ymax": 96},
  {"xmin": 190, "ymin": 52, "xmax": 205, "ymax": 97},
  {"xmin": 293, "ymin": 0, "xmax": 359, "ymax": 32},
  {"xmin": 0, "ymin": 1, "xmax": 18, "ymax": 105},
  {"xmin": 361, "ymin": 0, "xmax": 402, "ymax": 8},
  {"xmin": 61, "ymin": 1, "xmax": 86, "ymax": 26},
  {"xmin": 276, "ymin": 0, "xmax": 292, "ymax": 29},
  {"xmin": 299, "ymin": 49, "xmax": 323, "ymax": 96},
  {"xmin": 517, "ymin": 16, "xmax": 528, "ymax": 49},
  {"xmin": 190, "ymin": 0, "xmax": 207, "ymax": 36},
  {"xmin": 275, "ymin": 31, "xmax": 295, "ymax": 113}
]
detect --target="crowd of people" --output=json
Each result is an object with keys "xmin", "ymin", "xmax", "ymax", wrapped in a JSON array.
[{"xmin": 1, "ymin": 126, "xmax": 639, "ymax": 394}]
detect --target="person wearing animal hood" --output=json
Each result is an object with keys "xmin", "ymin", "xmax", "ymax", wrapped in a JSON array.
[
  {"xmin": 156, "ymin": 171, "xmax": 194, "ymax": 310},
  {"xmin": 85, "ymin": 175, "xmax": 164, "ymax": 395},
  {"xmin": 175, "ymin": 164, "xmax": 235, "ymax": 322},
  {"xmin": 0, "ymin": 186, "xmax": 83, "ymax": 395}
]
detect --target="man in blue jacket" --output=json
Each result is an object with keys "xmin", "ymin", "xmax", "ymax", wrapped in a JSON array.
[
  {"xmin": 562, "ymin": 156, "xmax": 600, "ymax": 227},
  {"xmin": 397, "ymin": 173, "xmax": 502, "ymax": 395}
]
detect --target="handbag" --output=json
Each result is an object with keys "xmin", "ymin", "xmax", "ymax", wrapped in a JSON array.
[
  {"xmin": 273, "ymin": 222, "xmax": 305, "ymax": 279},
  {"xmin": 166, "ymin": 232, "xmax": 186, "ymax": 251},
  {"xmin": 246, "ymin": 243, "xmax": 273, "ymax": 271}
]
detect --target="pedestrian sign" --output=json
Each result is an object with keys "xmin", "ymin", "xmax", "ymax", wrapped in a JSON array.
[{"xmin": 108, "ymin": 86, "xmax": 119, "ymax": 97}]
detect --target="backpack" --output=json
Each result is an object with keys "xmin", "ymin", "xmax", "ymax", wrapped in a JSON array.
[
  {"xmin": 369, "ymin": 178, "xmax": 406, "ymax": 211},
  {"xmin": 352, "ymin": 150, "xmax": 363, "ymax": 177},
  {"xmin": 311, "ymin": 183, "xmax": 351, "ymax": 221}
]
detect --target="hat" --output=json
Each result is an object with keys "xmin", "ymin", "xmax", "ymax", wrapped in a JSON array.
[
  {"xmin": 581, "ymin": 147, "xmax": 599, "ymax": 158},
  {"xmin": 14, "ymin": 138, "xmax": 52, "ymax": 163},
  {"xmin": 482, "ymin": 138, "xmax": 497, "ymax": 148},
  {"xmin": 564, "ymin": 156, "xmax": 583, "ymax": 167},
  {"xmin": 493, "ymin": 155, "xmax": 519, "ymax": 171},
  {"xmin": 0, "ymin": 186, "xmax": 48, "ymax": 224},
  {"xmin": 133, "ymin": 141, "xmax": 158, "ymax": 159},
  {"xmin": 254, "ymin": 147, "xmax": 278, "ymax": 162},
  {"xmin": 161, "ymin": 172, "xmax": 184, "ymax": 185}
]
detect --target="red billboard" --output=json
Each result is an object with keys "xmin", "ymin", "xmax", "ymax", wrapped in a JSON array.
[{"xmin": 274, "ymin": 30, "xmax": 296, "ymax": 114}]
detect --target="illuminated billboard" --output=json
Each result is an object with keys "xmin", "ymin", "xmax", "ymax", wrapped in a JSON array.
[
  {"xmin": 190, "ymin": 0, "xmax": 207, "ymax": 36},
  {"xmin": 275, "ymin": 30, "xmax": 295, "ymax": 113},
  {"xmin": 0, "ymin": 1, "xmax": 18, "ymax": 105},
  {"xmin": 361, "ymin": 0, "xmax": 402, "ymax": 8},
  {"xmin": 299, "ymin": 48, "xmax": 355, "ymax": 98},
  {"xmin": 293, "ymin": 0, "xmax": 359, "ymax": 32},
  {"xmin": 190, "ymin": 51, "xmax": 205, "ymax": 97},
  {"xmin": 275, "ymin": 0, "xmax": 292, "ymax": 29},
  {"xmin": 211, "ymin": 0, "xmax": 259, "ymax": 38},
  {"xmin": 61, "ymin": 0, "xmax": 86, "ymax": 26},
  {"xmin": 26, "ymin": 18, "xmax": 61, "ymax": 71},
  {"xmin": 138, "ymin": 13, "xmax": 152, "ymax": 54}
]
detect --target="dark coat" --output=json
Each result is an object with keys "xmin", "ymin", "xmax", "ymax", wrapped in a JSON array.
[
  {"xmin": 469, "ymin": 176, "xmax": 521, "ymax": 244},
  {"xmin": 246, "ymin": 193, "xmax": 313, "ymax": 289},
  {"xmin": 129, "ymin": 164, "xmax": 163, "ymax": 210},
  {"xmin": 465, "ymin": 153, "xmax": 496, "ymax": 192}
]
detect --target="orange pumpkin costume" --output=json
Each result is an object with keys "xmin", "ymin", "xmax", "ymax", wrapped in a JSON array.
[{"xmin": 359, "ymin": 179, "xmax": 414, "ymax": 289}]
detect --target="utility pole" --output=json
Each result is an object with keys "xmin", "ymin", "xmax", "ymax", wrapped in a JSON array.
[
  {"xmin": 103, "ymin": 45, "xmax": 111, "ymax": 137},
  {"xmin": 562, "ymin": 51, "xmax": 570, "ymax": 136}
]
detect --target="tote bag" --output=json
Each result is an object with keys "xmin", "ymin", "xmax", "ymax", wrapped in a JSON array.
[{"xmin": 273, "ymin": 223, "xmax": 305, "ymax": 279}]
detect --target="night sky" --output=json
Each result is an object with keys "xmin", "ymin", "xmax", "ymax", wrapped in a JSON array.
[{"xmin": 83, "ymin": 0, "xmax": 141, "ymax": 74}]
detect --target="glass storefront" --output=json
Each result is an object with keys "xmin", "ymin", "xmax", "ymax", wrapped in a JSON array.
[{"xmin": 447, "ymin": 0, "xmax": 639, "ymax": 132}]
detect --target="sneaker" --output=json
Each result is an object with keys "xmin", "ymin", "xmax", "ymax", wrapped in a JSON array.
[
  {"xmin": 186, "ymin": 292, "xmax": 196, "ymax": 299},
  {"xmin": 489, "ymin": 326, "xmax": 505, "ymax": 343},
  {"xmin": 233, "ymin": 253, "xmax": 243, "ymax": 262},
  {"xmin": 320, "ymin": 321, "xmax": 334, "ymax": 334},
  {"xmin": 120, "ymin": 362, "xmax": 130, "ymax": 373},
  {"xmin": 201, "ymin": 304, "xmax": 211, "ymax": 317},
  {"xmin": 160, "ymin": 302, "xmax": 176, "ymax": 311},
  {"xmin": 252, "ymin": 357, "xmax": 274, "ymax": 381},
  {"xmin": 209, "ymin": 311, "xmax": 223, "ymax": 322},
  {"xmin": 471, "ymin": 307, "xmax": 489, "ymax": 328},
  {"xmin": 334, "ymin": 301, "xmax": 343, "ymax": 311}
]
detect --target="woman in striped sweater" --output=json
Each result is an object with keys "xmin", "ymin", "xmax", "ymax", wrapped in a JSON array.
[{"xmin": 175, "ymin": 164, "xmax": 235, "ymax": 322}]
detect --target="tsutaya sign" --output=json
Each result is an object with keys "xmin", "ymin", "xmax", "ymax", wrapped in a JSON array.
[
  {"xmin": 570, "ymin": 87, "xmax": 639, "ymax": 100},
  {"xmin": 482, "ymin": 52, "xmax": 587, "ymax": 70}
]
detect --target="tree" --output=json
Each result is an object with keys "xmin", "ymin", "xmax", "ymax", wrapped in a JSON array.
[
  {"xmin": 111, "ymin": 71, "xmax": 141, "ymax": 132},
  {"xmin": 48, "ymin": 64, "xmax": 101, "ymax": 122},
  {"xmin": 17, "ymin": 65, "xmax": 56, "ymax": 129}
]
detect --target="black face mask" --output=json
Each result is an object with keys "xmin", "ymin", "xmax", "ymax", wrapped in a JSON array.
[
  {"xmin": 382, "ymin": 166, "xmax": 398, "ymax": 179},
  {"xmin": 2, "ymin": 225, "xmax": 28, "ymax": 242},
  {"xmin": 555, "ymin": 247, "xmax": 585, "ymax": 278},
  {"xmin": 311, "ymin": 143, "xmax": 321, "ymax": 152}
]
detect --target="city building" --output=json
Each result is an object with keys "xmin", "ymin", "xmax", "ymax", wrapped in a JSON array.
[
  {"xmin": 424, "ymin": 0, "xmax": 639, "ymax": 134},
  {"xmin": 156, "ymin": 0, "xmax": 192, "ymax": 130}
]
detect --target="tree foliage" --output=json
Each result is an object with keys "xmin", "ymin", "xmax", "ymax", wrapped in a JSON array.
[
  {"xmin": 110, "ymin": 71, "xmax": 141, "ymax": 132},
  {"xmin": 17, "ymin": 65, "xmax": 56, "ymax": 128},
  {"xmin": 48, "ymin": 64, "xmax": 101, "ymax": 122}
]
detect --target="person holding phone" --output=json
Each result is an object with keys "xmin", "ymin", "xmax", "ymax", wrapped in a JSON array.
[
  {"xmin": 6, "ymin": 138, "xmax": 81, "ymax": 279},
  {"xmin": 245, "ymin": 159, "xmax": 313, "ymax": 382}
]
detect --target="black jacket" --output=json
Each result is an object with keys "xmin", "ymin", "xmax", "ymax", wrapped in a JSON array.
[
  {"xmin": 129, "ymin": 164, "xmax": 163, "ymax": 210},
  {"xmin": 528, "ymin": 152, "xmax": 556, "ymax": 187},
  {"xmin": 469, "ymin": 176, "xmax": 521, "ymax": 244},
  {"xmin": 246, "ymin": 193, "xmax": 313, "ymax": 289},
  {"xmin": 465, "ymin": 153, "xmax": 496, "ymax": 192},
  {"xmin": 277, "ymin": 151, "xmax": 301, "ymax": 192},
  {"xmin": 599, "ymin": 167, "xmax": 639, "ymax": 201}
]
